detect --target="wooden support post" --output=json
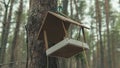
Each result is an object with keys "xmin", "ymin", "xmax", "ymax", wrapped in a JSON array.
[
  {"xmin": 44, "ymin": 30, "xmax": 48, "ymax": 50},
  {"xmin": 81, "ymin": 27, "xmax": 86, "ymax": 43},
  {"xmin": 81, "ymin": 27, "xmax": 90, "ymax": 68},
  {"xmin": 62, "ymin": 21, "xmax": 68, "ymax": 38}
]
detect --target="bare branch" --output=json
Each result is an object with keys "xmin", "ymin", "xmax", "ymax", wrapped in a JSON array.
[
  {"xmin": 0, "ymin": 0, "xmax": 10, "ymax": 8},
  {"xmin": 0, "ymin": 1, "xmax": 7, "ymax": 8},
  {"xmin": 2, "ymin": 0, "xmax": 6, "ymax": 5},
  {"xmin": 7, "ymin": 0, "xmax": 10, "ymax": 5},
  {"xmin": 0, "ymin": 1, "xmax": 5, "ymax": 4}
]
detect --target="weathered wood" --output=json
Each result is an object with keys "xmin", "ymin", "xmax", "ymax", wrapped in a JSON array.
[
  {"xmin": 37, "ymin": 12, "xmax": 48, "ymax": 40},
  {"xmin": 46, "ymin": 38, "xmax": 89, "ymax": 58},
  {"xmin": 62, "ymin": 22, "xmax": 68, "ymax": 37},
  {"xmin": 48, "ymin": 11, "xmax": 90, "ymax": 29},
  {"xmin": 37, "ymin": 11, "xmax": 89, "ymax": 44},
  {"xmin": 43, "ymin": 30, "xmax": 48, "ymax": 50}
]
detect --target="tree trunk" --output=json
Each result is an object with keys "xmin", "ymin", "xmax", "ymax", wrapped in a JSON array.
[
  {"xmin": 62, "ymin": 0, "xmax": 68, "ymax": 15},
  {"xmin": 95, "ymin": 0, "xmax": 104, "ymax": 68},
  {"xmin": 73, "ymin": 0, "xmax": 79, "ymax": 20},
  {"xmin": 26, "ymin": 0, "xmax": 57, "ymax": 68},
  {"xmin": 9, "ymin": 0, "xmax": 23, "ymax": 68},
  {"xmin": 0, "ymin": 0, "xmax": 13, "ymax": 68},
  {"xmin": 0, "ymin": 2, "xmax": 9, "ymax": 67},
  {"xmin": 70, "ymin": 0, "xmax": 73, "ymax": 17},
  {"xmin": 104, "ymin": 0, "xmax": 112, "ymax": 68},
  {"xmin": 111, "ymin": 18, "xmax": 116, "ymax": 68}
]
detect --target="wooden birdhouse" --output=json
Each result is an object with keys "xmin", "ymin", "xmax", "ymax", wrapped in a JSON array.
[{"xmin": 37, "ymin": 11, "xmax": 89, "ymax": 58}]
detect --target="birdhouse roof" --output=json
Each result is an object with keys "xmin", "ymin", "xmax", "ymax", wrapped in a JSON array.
[{"xmin": 38, "ymin": 11, "xmax": 89, "ymax": 43}]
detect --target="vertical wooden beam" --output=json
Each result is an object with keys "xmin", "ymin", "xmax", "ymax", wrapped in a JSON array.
[
  {"xmin": 62, "ymin": 21, "xmax": 68, "ymax": 37},
  {"xmin": 81, "ymin": 27, "xmax": 86, "ymax": 43},
  {"xmin": 44, "ymin": 30, "xmax": 48, "ymax": 50},
  {"xmin": 81, "ymin": 27, "xmax": 90, "ymax": 68}
]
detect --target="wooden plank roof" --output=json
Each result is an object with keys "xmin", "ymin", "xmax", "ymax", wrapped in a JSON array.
[
  {"xmin": 37, "ymin": 11, "xmax": 89, "ymax": 43},
  {"xmin": 48, "ymin": 11, "xmax": 89, "ymax": 29}
]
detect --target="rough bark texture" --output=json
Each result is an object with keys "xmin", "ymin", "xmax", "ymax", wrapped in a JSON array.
[
  {"xmin": 26, "ymin": 0, "xmax": 57, "ymax": 68},
  {"xmin": 9, "ymin": 0, "xmax": 23, "ymax": 68}
]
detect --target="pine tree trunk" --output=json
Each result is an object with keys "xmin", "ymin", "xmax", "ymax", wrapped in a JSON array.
[
  {"xmin": 0, "ymin": 0, "xmax": 14, "ymax": 68},
  {"xmin": 104, "ymin": 0, "xmax": 112, "ymax": 68},
  {"xmin": 111, "ymin": 18, "xmax": 116, "ymax": 68},
  {"xmin": 62, "ymin": 0, "xmax": 68, "ymax": 15},
  {"xmin": 95, "ymin": 0, "xmax": 104, "ymax": 68},
  {"xmin": 9, "ymin": 0, "xmax": 23, "ymax": 68},
  {"xmin": 26, "ymin": 0, "xmax": 57, "ymax": 68},
  {"xmin": 70, "ymin": 0, "xmax": 73, "ymax": 17},
  {"xmin": 73, "ymin": 0, "xmax": 79, "ymax": 20},
  {"xmin": 0, "ymin": 3, "xmax": 9, "ymax": 67}
]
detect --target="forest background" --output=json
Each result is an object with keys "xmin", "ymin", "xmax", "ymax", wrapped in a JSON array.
[{"xmin": 0, "ymin": 0, "xmax": 120, "ymax": 68}]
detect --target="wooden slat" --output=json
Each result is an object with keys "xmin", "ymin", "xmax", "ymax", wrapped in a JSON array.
[
  {"xmin": 37, "ymin": 11, "xmax": 89, "ymax": 41},
  {"xmin": 46, "ymin": 38, "xmax": 89, "ymax": 58},
  {"xmin": 44, "ymin": 30, "xmax": 48, "ymax": 50},
  {"xmin": 48, "ymin": 11, "xmax": 90, "ymax": 29},
  {"xmin": 37, "ymin": 12, "xmax": 48, "ymax": 39},
  {"xmin": 62, "ymin": 21, "xmax": 68, "ymax": 37},
  {"xmin": 81, "ymin": 27, "xmax": 86, "ymax": 43}
]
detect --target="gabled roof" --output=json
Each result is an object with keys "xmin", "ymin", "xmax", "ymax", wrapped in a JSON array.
[{"xmin": 38, "ymin": 11, "xmax": 89, "ymax": 43}]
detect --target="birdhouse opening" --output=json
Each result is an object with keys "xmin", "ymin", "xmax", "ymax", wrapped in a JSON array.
[{"xmin": 37, "ymin": 11, "xmax": 89, "ymax": 58}]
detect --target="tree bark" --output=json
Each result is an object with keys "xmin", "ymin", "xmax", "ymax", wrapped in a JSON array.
[
  {"xmin": 62, "ymin": 0, "xmax": 68, "ymax": 15},
  {"xmin": 104, "ymin": 0, "xmax": 112, "ymax": 68},
  {"xmin": 111, "ymin": 18, "xmax": 116, "ymax": 68},
  {"xmin": 95, "ymin": 0, "xmax": 104, "ymax": 68},
  {"xmin": 0, "ymin": 2, "xmax": 9, "ymax": 67},
  {"xmin": 73, "ymin": 0, "xmax": 79, "ymax": 20},
  {"xmin": 9, "ymin": 0, "xmax": 23, "ymax": 68},
  {"xmin": 26, "ymin": 0, "xmax": 57, "ymax": 68},
  {"xmin": 0, "ymin": 0, "xmax": 13, "ymax": 68},
  {"xmin": 70, "ymin": 0, "xmax": 73, "ymax": 17}
]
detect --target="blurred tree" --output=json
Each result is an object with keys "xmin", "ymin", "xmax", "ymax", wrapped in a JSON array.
[
  {"xmin": 9, "ymin": 0, "xmax": 23, "ymax": 68},
  {"xmin": 95, "ymin": 0, "xmax": 104, "ymax": 68},
  {"xmin": 0, "ymin": 0, "xmax": 11, "ymax": 67},
  {"xmin": 104, "ymin": 0, "xmax": 112, "ymax": 68},
  {"xmin": 70, "ymin": 0, "xmax": 73, "ymax": 17},
  {"xmin": 62, "ymin": 0, "xmax": 68, "ymax": 15}
]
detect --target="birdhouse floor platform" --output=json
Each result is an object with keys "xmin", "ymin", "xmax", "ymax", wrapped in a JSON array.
[{"xmin": 46, "ymin": 38, "xmax": 89, "ymax": 58}]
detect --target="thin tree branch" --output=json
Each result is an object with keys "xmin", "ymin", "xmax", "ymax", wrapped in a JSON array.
[
  {"xmin": 0, "ymin": 0, "xmax": 10, "ymax": 8},
  {"xmin": 7, "ymin": 0, "xmax": 10, "ymax": 6},
  {"xmin": 0, "ymin": 1, "xmax": 5, "ymax": 5}
]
